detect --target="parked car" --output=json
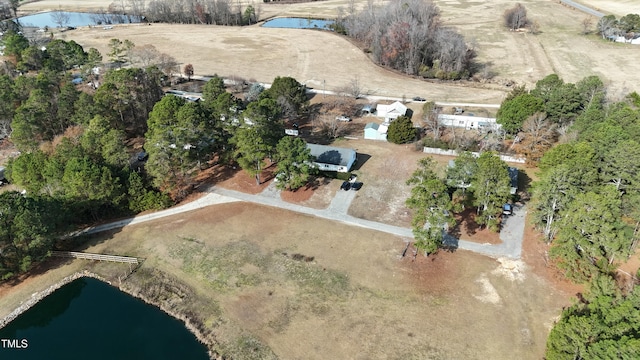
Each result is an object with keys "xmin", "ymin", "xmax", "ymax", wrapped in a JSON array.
[
  {"xmin": 502, "ymin": 203, "xmax": 513, "ymax": 215},
  {"xmin": 412, "ymin": 96, "xmax": 426, "ymax": 102},
  {"xmin": 351, "ymin": 182, "xmax": 363, "ymax": 191},
  {"xmin": 336, "ymin": 115, "xmax": 351, "ymax": 122},
  {"xmin": 340, "ymin": 181, "xmax": 351, "ymax": 191}
]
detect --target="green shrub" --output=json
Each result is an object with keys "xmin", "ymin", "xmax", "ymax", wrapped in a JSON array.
[
  {"xmin": 422, "ymin": 138, "xmax": 451, "ymax": 150},
  {"xmin": 318, "ymin": 171, "xmax": 351, "ymax": 180},
  {"xmin": 387, "ymin": 115, "xmax": 417, "ymax": 144}
]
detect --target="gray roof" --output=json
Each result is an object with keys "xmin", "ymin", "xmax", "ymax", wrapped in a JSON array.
[{"xmin": 306, "ymin": 143, "xmax": 355, "ymax": 167}]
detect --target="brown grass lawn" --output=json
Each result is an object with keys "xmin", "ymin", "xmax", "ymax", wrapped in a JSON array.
[
  {"xmin": 0, "ymin": 202, "xmax": 574, "ymax": 359},
  {"xmin": 23, "ymin": 0, "xmax": 640, "ymax": 100},
  {"xmin": 6, "ymin": 0, "xmax": 635, "ymax": 357}
]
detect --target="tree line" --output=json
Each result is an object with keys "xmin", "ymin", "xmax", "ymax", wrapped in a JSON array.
[
  {"xmin": 497, "ymin": 74, "xmax": 606, "ymax": 164},
  {"xmin": 106, "ymin": 0, "xmax": 259, "ymax": 26},
  {"xmin": 0, "ymin": 31, "xmax": 322, "ymax": 280},
  {"xmin": 597, "ymin": 13, "xmax": 640, "ymax": 40},
  {"xmin": 405, "ymin": 72, "xmax": 640, "ymax": 355},
  {"xmin": 502, "ymin": 76, "xmax": 640, "ymax": 356},
  {"xmin": 337, "ymin": 0, "xmax": 475, "ymax": 80}
]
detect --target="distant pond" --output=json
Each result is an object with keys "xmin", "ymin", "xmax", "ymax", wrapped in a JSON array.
[
  {"xmin": 262, "ymin": 17, "xmax": 334, "ymax": 30},
  {"xmin": 15, "ymin": 11, "xmax": 142, "ymax": 28},
  {"xmin": 0, "ymin": 277, "xmax": 209, "ymax": 360}
]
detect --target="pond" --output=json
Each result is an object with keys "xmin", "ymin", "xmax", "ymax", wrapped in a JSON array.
[
  {"xmin": 262, "ymin": 17, "xmax": 334, "ymax": 30},
  {"xmin": 15, "ymin": 11, "xmax": 142, "ymax": 28},
  {"xmin": 0, "ymin": 277, "xmax": 209, "ymax": 360}
]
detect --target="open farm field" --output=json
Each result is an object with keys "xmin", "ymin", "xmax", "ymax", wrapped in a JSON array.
[
  {"xmin": 576, "ymin": 0, "xmax": 640, "ymax": 16},
  {"xmin": 22, "ymin": 0, "xmax": 640, "ymax": 100},
  {"xmin": 60, "ymin": 23, "xmax": 506, "ymax": 103},
  {"xmin": 0, "ymin": 201, "xmax": 573, "ymax": 359}
]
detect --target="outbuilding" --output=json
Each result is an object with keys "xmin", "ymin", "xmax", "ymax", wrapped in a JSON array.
[
  {"xmin": 364, "ymin": 122, "xmax": 388, "ymax": 141},
  {"xmin": 306, "ymin": 144, "xmax": 357, "ymax": 173}
]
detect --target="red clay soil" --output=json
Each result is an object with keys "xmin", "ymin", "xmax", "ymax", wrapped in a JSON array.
[
  {"xmin": 450, "ymin": 208, "xmax": 502, "ymax": 245},
  {"xmin": 521, "ymin": 221, "xmax": 583, "ymax": 297},
  {"xmin": 280, "ymin": 184, "xmax": 315, "ymax": 203},
  {"xmin": 195, "ymin": 161, "xmax": 276, "ymax": 195},
  {"xmin": 400, "ymin": 243, "xmax": 482, "ymax": 295}
]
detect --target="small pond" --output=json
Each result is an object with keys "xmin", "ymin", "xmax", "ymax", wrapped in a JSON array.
[
  {"xmin": 0, "ymin": 277, "xmax": 209, "ymax": 360},
  {"xmin": 15, "ymin": 11, "xmax": 142, "ymax": 28},
  {"xmin": 262, "ymin": 17, "xmax": 334, "ymax": 30}
]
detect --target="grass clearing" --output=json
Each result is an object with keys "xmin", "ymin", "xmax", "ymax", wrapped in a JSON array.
[{"xmin": 0, "ymin": 202, "xmax": 572, "ymax": 359}]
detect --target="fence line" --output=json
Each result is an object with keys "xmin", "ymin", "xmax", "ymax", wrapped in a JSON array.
[{"xmin": 52, "ymin": 251, "xmax": 140, "ymax": 264}]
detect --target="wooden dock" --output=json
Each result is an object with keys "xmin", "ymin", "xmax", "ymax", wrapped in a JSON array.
[{"xmin": 52, "ymin": 251, "xmax": 140, "ymax": 265}]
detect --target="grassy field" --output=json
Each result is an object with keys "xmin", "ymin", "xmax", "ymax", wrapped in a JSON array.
[
  {"xmin": 1, "ymin": 0, "xmax": 620, "ymax": 358},
  {"xmin": 21, "ymin": 0, "xmax": 640, "ymax": 100},
  {"xmin": 0, "ymin": 202, "xmax": 573, "ymax": 359}
]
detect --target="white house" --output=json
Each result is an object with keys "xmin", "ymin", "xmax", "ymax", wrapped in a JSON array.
[
  {"xmin": 364, "ymin": 122, "xmax": 388, "ymax": 141},
  {"xmin": 306, "ymin": 144, "xmax": 357, "ymax": 173},
  {"xmin": 438, "ymin": 114, "xmax": 502, "ymax": 132},
  {"xmin": 376, "ymin": 101, "xmax": 407, "ymax": 123}
]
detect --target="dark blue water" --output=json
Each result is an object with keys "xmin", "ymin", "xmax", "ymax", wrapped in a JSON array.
[
  {"xmin": 0, "ymin": 277, "xmax": 209, "ymax": 360},
  {"xmin": 16, "ymin": 11, "xmax": 142, "ymax": 28},
  {"xmin": 262, "ymin": 17, "xmax": 333, "ymax": 30}
]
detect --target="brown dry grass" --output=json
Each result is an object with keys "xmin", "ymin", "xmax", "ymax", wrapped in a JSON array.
[
  {"xmin": 0, "ymin": 201, "xmax": 574, "ymax": 359},
  {"xmin": 340, "ymin": 137, "xmax": 453, "ymax": 227},
  {"xmin": 25, "ymin": 0, "xmax": 640, "ymax": 100}
]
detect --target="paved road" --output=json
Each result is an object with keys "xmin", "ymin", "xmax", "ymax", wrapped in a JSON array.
[
  {"xmin": 559, "ymin": 0, "xmax": 605, "ymax": 18},
  {"xmin": 75, "ymin": 181, "xmax": 525, "ymax": 259},
  {"xmin": 180, "ymin": 76, "xmax": 501, "ymax": 110},
  {"xmin": 72, "ymin": 192, "xmax": 240, "ymax": 236},
  {"xmin": 208, "ymin": 186, "xmax": 526, "ymax": 259}
]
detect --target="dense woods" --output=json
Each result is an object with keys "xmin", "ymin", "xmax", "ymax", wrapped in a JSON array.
[
  {"xmin": 338, "ymin": 0, "xmax": 475, "ymax": 79},
  {"xmin": 0, "ymin": 29, "xmax": 318, "ymax": 280}
]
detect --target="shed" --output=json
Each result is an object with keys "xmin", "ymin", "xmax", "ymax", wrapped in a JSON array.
[
  {"xmin": 306, "ymin": 144, "xmax": 357, "ymax": 173},
  {"xmin": 364, "ymin": 122, "xmax": 387, "ymax": 141},
  {"xmin": 376, "ymin": 101, "xmax": 407, "ymax": 123}
]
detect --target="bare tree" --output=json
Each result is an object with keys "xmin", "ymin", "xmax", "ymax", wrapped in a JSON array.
[
  {"xmin": 183, "ymin": 63, "xmax": 194, "ymax": 81},
  {"xmin": 130, "ymin": 44, "xmax": 160, "ymax": 67},
  {"xmin": 314, "ymin": 113, "xmax": 346, "ymax": 139},
  {"xmin": 516, "ymin": 112, "xmax": 557, "ymax": 165},
  {"xmin": 597, "ymin": 15, "xmax": 618, "ymax": 40},
  {"xmin": 157, "ymin": 52, "xmax": 178, "ymax": 77},
  {"xmin": 503, "ymin": 3, "xmax": 528, "ymax": 31},
  {"xmin": 581, "ymin": 17, "xmax": 594, "ymax": 35},
  {"xmin": 348, "ymin": 76, "xmax": 364, "ymax": 99},
  {"xmin": 51, "ymin": 8, "xmax": 71, "ymax": 28},
  {"xmin": 421, "ymin": 101, "xmax": 442, "ymax": 140}
]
